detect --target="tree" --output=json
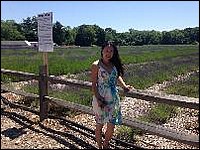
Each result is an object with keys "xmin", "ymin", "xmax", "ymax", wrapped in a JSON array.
[
  {"xmin": 1, "ymin": 20, "xmax": 25, "ymax": 40},
  {"xmin": 148, "ymin": 30, "xmax": 162, "ymax": 45},
  {"xmin": 161, "ymin": 31, "xmax": 172, "ymax": 44},
  {"xmin": 53, "ymin": 21, "xmax": 66, "ymax": 45},
  {"xmin": 20, "ymin": 16, "xmax": 37, "ymax": 41},
  {"xmin": 62, "ymin": 26, "xmax": 76, "ymax": 45},
  {"xmin": 75, "ymin": 25, "xmax": 96, "ymax": 46},
  {"xmin": 105, "ymin": 27, "xmax": 116, "ymax": 42},
  {"xmin": 183, "ymin": 27, "xmax": 199, "ymax": 44},
  {"xmin": 169, "ymin": 29, "xmax": 184, "ymax": 44},
  {"xmin": 93, "ymin": 24, "xmax": 105, "ymax": 46}
]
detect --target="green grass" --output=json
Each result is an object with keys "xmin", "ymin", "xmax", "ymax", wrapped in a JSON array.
[
  {"xmin": 139, "ymin": 103, "xmax": 178, "ymax": 124},
  {"xmin": 115, "ymin": 103, "xmax": 178, "ymax": 141},
  {"xmin": 165, "ymin": 72, "xmax": 199, "ymax": 98},
  {"xmin": 115, "ymin": 125, "xmax": 143, "ymax": 142},
  {"xmin": 23, "ymin": 83, "xmax": 93, "ymax": 106},
  {"xmin": 122, "ymin": 52, "xmax": 199, "ymax": 89},
  {"xmin": 1, "ymin": 45, "xmax": 198, "ymax": 76}
]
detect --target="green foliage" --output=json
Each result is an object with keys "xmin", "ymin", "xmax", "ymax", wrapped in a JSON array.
[
  {"xmin": 121, "ymin": 46, "xmax": 199, "ymax": 89},
  {"xmin": 24, "ymin": 84, "xmax": 38, "ymax": 94},
  {"xmin": 1, "ymin": 74, "xmax": 13, "ymax": 83},
  {"xmin": 165, "ymin": 72, "xmax": 199, "ymax": 98},
  {"xmin": 1, "ymin": 45, "xmax": 198, "ymax": 143},
  {"xmin": 53, "ymin": 21, "xmax": 66, "ymax": 45},
  {"xmin": 115, "ymin": 125, "xmax": 143, "ymax": 142},
  {"xmin": 49, "ymin": 88, "xmax": 92, "ymax": 106},
  {"xmin": 23, "ymin": 84, "xmax": 93, "ymax": 107},
  {"xmin": 1, "ymin": 17, "xmax": 199, "ymax": 45},
  {"xmin": 2, "ymin": 45, "xmax": 198, "ymax": 90},
  {"xmin": 75, "ymin": 25, "xmax": 96, "ymax": 46},
  {"xmin": 140, "ymin": 103, "xmax": 178, "ymax": 124},
  {"xmin": 20, "ymin": 16, "xmax": 38, "ymax": 41},
  {"xmin": 1, "ymin": 20, "xmax": 25, "ymax": 40},
  {"xmin": 1, "ymin": 74, "xmax": 26, "ymax": 82}
]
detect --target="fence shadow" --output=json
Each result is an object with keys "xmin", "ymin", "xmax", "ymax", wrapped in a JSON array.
[{"xmin": 1, "ymin": 109, "xmax": 96, "ymax": 149}]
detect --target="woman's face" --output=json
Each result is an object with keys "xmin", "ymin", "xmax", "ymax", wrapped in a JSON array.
[{"xmin": 102, "ymin": 45, "xmax": 114, "ymax": 62}]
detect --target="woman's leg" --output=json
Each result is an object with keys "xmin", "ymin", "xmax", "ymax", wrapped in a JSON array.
[
  {"xmin": 103, "ymin": 123, "xmax": 115, "ymax": 149},
  {"xmin": 95, "ymin": 123, "xmax": 104, "ymax": 149}
]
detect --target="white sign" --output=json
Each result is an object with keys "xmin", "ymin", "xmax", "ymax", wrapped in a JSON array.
[{"xmin": 37, "ymin": 12, "xmax": 53, "ymax": 52}]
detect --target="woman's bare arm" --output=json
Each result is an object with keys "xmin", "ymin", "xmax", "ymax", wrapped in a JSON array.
[
  {"xmin": 118, "ymin": 76, "xmax": 133, "ymax": 91},
  {"xmin": 91, "ymin": 62, "xmax": 100, "ymax": 99},
  {"xmin": 91, "ymin": 61, "xmax": 105, "ymax": 107}
]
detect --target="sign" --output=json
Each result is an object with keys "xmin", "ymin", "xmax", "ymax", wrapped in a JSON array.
[{"xmin": 37, "ymin": 12, "xmax": 53, "ymax": 52}]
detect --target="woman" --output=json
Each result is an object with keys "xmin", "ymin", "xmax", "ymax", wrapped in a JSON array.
[{"xmin": 91, "ymin": 41, "xmax": 133, "ymax": 149}]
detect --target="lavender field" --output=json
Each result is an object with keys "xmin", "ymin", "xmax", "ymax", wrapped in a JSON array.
[{"xmin": 1, "ymin": 45, "xmax": 199, "ymax": 103}]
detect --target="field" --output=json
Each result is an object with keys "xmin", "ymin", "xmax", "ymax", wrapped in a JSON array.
[{"xmin": 1, "ymin": 45, "xmax": 199, "ymax": 106}]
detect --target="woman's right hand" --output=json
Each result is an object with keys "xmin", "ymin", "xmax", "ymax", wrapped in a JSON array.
[{"xmin": 97, "ymin": 96, "xmax": 106, "ymax": 108}]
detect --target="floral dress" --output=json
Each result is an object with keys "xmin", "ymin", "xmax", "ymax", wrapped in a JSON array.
[{"xmin": 92, "ymin": 61, "xmax": 122, "ymax": 125}]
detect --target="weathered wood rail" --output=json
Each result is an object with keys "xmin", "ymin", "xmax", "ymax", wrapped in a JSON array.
[{"xmin": 1, "ymin": 68, "xmax": 199, "ymax": 148}]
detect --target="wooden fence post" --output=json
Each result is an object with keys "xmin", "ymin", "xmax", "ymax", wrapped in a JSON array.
[{"xmin": 39, "ymin": 65, "xmax": 48, "ymax": 121}]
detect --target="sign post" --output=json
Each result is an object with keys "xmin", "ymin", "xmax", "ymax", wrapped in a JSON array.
[
  {"xmin": 37, "ymin": 12, "xmax": 53, "ymax": 75},
  {"xmin": 37, "ymin": 12, "xmax": 53, "ymax": 121}
]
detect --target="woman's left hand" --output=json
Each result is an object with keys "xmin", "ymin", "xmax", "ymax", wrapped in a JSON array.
[{"xmin": 123, "ymin": 85, "xmax": 134, "ymax": 92}]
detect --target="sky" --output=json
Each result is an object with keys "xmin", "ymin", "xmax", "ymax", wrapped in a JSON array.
[{"xmin": 1, "ymin": 1, "xmax": 199, "ymax": 33}]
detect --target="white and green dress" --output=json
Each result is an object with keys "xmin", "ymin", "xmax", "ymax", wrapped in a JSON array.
[{"xmin": 92, "ymin": 61, "xmax": 122, "ymax": 125}]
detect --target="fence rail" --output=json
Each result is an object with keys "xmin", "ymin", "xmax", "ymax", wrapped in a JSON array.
[{"xmin": 1, "ymin": 68, "xmax": 199, "ymax": 148}]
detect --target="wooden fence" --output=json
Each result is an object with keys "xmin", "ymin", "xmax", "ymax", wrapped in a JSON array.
[{"xmin": 1, "ymin": 67, "xmax": 199, "ymax": 148}]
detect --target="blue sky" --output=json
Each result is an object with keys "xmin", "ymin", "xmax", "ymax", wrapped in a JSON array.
[{"xmin": 1, "ymin": 1, "xmax": 199, "ymax": 33}]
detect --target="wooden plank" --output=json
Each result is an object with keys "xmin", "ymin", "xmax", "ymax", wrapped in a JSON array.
[
  {"xmin": 123, "ymin": 118, "xmax": 199, "ymax": 148},
  {"xmin": 1, "ymin": 85, "xmax": 39, "ymax": 98},
  {"xmin": 1, "ymin": 95, "xmax": 39, "ymax": 115},
  {"xmin": 45, "ymin": 96, "xmax": 199, "ymax": 148},
  {"xmin": 47, "ymin": 76, "xmax": 92, "ymax": 89},
  {"xmin": 122, "ymin": 88, "xmax": 199, "ymax": 110},
  {"xmin": 48, "ymin": 76, "xmax": 199, "ymax": 110},
  {"xmin": 47, "ymin": 76, "xmax": 199, "ymax": 110},
  {"xmin": 1, "ymin": 68, "xmax": 38, "ymax": 80},
  {"xmin": 46, "ymin": 96, "xmax": 93, "ymax": 115}
]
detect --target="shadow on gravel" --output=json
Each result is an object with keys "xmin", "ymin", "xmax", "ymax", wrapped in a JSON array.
[
  {"xmin": 1, "ymin": 109, "xmax": 96, "ymax": 149},
  {"xmin": 1, "ymin": 126, "xmax": 28, "ymax": 140}
]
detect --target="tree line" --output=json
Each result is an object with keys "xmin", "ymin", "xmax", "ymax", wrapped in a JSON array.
[{"xmin": 1, "ymin": 16, "xmax": 199, "ymax": 46}]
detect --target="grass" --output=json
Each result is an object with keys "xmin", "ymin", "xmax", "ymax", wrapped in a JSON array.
[
  {"xmin": 123, "ymin": 54, "xmax": 199, "ymax": 89},
  {"xmin": 164, "ymin": 71, "xmax": 199, "ymax": 98},
  {"xmin": 1, "ymin": 45, "xmax": 198, "ymax": 75},
  {"xmin": 140, "ymin": 103, "xmax": 178, "ymax": 124},
  {"xmin": 115, "ymin": 125, "xmax": 143, "ymax": 142},
  {"xmin": 23, "ymin": 83, "xmax": 93, "ymax": 107}
]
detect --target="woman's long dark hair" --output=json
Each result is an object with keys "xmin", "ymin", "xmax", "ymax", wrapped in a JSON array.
[{"xmin": 101, "ymin": 41, "xmax": 124, "ymax": 77}]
